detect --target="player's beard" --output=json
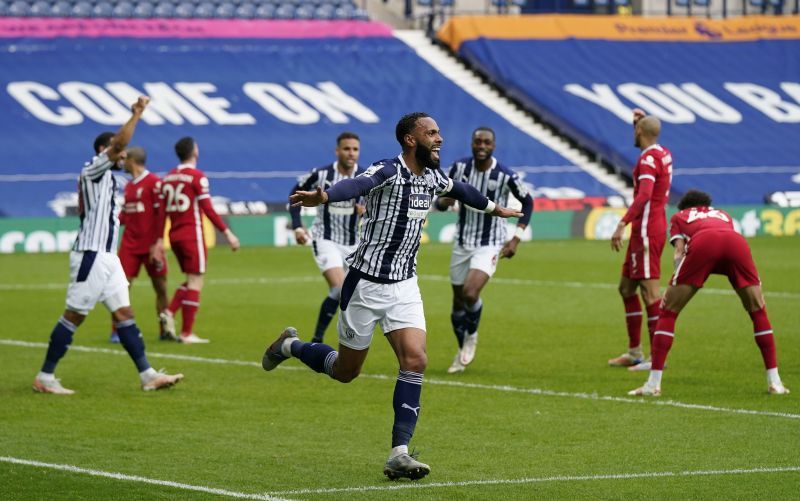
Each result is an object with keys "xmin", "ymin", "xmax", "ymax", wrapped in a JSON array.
[{"xmin": 416, "ymin": 142, "xmax": 439, "ymax": 169}]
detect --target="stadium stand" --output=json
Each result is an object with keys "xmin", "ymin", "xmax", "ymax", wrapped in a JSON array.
[
  {"xmin": 438, "ymin": 15, "xmax": 800, "ymax": 204},
  {"xmin": 0, "ymin": 18, "xmax": 622, "ymax": 217},
  {"xmin": 0, "ymin": 0, "xmax": 365, "ymax": 19}
]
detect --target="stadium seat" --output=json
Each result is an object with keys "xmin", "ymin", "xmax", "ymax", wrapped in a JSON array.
[
  {"xmin": 768, "ymin": 0, "xmax": 783, "ymax": 5},
  {"xmin": 215, "ymin": 2, "xmax": 236, "ymax": 17},
  {"xmin": 675, "ymin": 0, "xmax": 689, "ymax": 5},
  {"xmin": 153, "ymin": 1, "xmax": 175, "ymax": 17},
  {"xmin": 8, "ymin": 0, "xmax": 31, "ymax": 16},
  {"xmin": 294, "ymin": 3, "xmax": 313, "ymax": 18},
  {"xmin": 615, "ymin": 0, "xmax": 630, "ymax": 5},
  {"xmin": 417, "ymin": 0, "xmax": 432, "ymax": 6},
  {"xmin": 510, "ymin": 0, "xmax": 526, "ymax": 6},
  {"xmin": 234, "ymin": 3, "xmax": 256, "ymax": 17},
  {"xmin": 133, "ymin": 1, "xmax": 155, "ymax": 18},
  {"xmin": 92, "ymin": 1, "xmax": 113, "ymax": 17},
  {"xmin": 254, "ymin": 2, "xmax": 275, "ymax": 18},
  {"xmin": 174, "ymin": 1, "xmax": 195, "ymax": 17},
  {"xmin": 594, "ymin": 0, "xmax": 609, "ymax": 5},
  {"xmin": 693, "ymin": 0, "xmax": 709, "ymax": 6},
  {"xmin": 112, "ymin": 1, "xmax": 135, "ymax": 18},
  {"xmin": 334, "ymin": 3, "xmax": 353, "ymax": 17},
  {"xmin": 194, "ymin": 1, "xmax": 216, "ymax": 17},
  {"xmin": 28, "ymin": 0, "xmax": 50, "ymax": 17},
  {"xmin": 313, "ymin": 4, "xmax": 333, "ymax": 18},
  {"xmin": 50, "ymin": 0, "xmax": 72, "ymax": 16},
  {"xmin": 0, "ymin": 0, "xmax": 8, "ymax": 16},
  {"xmin": 351, "ymin": 7, "xmax": 368, "ymax": 19},
  {"xmin": 572, "ymin": 0, "xmax": 590, "ymax": 5},
  {"xmin": 274, "ymin": 3, "xmax": 295, "ymax": 18}
]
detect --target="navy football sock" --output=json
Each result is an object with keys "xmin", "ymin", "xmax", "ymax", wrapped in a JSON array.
[
  {"xmin": 392, "ymin": 370, "xmax": 423, "ymax": 448},
  {"xmin": 116, "ymin": 319, "xmax": 151, "ymax": 373},
  {"xmin": 313, "ymin": 296, "xmax": 339, "ymax": 340},
  {"xmin": 41, "ymin": 316, "xmax": 77, "ymax": 374},
  {"xmin": 292, "ymin": 341, "xmax": 338, "ymax": 378},
  {"xmin": 450, "ymin": 310, "xmax": 467, "ymax": 348},
  {"xmin": 464, "ymin": 299, "xmax": 483, "ymax": 335}
]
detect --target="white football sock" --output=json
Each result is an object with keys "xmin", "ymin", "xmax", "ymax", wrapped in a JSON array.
[
  {"xmin": 766, "ymin": 368, "xmax": 782, "ymax": 386},
  {"xmin": 647, "ymin": 370, "xmax": 663, "ymax": 388},
  {"xmin": 389, "ymin": 445, "xmax": 408, "ymax": 459}
]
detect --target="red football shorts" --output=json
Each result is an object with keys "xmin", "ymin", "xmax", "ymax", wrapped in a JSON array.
[
  {"xmin": 622, "ymin": 232, "xmax": 666, "ymax": 281},
  {"xmin": 119, "ymin": 245, "xmax": 167, "ymax": 279},
  {"xmin": 671, "ymin": 231, "xmax": 760, "ymax": 289},
  {"xmin": 170, "ymin": 239, "xmax": 207, "ymax": 274}
]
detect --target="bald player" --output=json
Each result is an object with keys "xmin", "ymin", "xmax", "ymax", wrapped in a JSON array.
[{"xmin": 608, "ymin": 110, "xmax": 673, "ymax": 372}]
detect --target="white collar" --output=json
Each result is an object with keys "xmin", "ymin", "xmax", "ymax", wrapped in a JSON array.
[{"xmin": 131, "ymin": 169, "xmax": 149, "ymax": 184}]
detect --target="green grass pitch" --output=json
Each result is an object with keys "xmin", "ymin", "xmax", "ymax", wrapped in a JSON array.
[{"xmin": 1, "ymin": 238, "xmax": 798, "ymax": 500}]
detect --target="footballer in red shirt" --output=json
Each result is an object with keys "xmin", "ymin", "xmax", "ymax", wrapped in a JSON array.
[
  {"xmin": 112, "ymin": 146, "xmax": 171, "ymax": 342},
  {"xmin": 630, "ymin": 190, "xmax": 788, "ymax": 396},
  {"xmin": 156, "ymin": 137, "xmax": 240, "ymax": 345},
  {"xmin": 609, "ymin": 111, "xmax": 673, "ymax": 371}
]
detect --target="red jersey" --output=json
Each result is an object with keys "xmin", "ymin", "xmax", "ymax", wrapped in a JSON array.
[
  {"xmin": 119, "ymin": 170, "xmax": 163, "ymax": 254},
  {"xmin": 161, "ymin": 164, "xmax": 227, "ymax": 244},
  {"xmin": 670, "ymin": 207, "xmax": 735, "ymax": 244},
  {"xmin": 622, "ymin": 144, "xmax": 673, "ymax": 238}
]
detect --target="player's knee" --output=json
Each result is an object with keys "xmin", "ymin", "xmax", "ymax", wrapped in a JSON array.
[
  {"xmin": 113, "ymin": 307, "xmax": 135, "ymax": 322},
  {"xmin": 328, "ymin": 287, "xmax": 341, "ymax": 301},
  {"xmin": 401, "ymin": 351, "xmax": 428, "ymax": 373},
  {"xmin": 334, "ymin": 367, "xmax": 360, "ymax": 383},
  {"xmin": 462, "ymin": 288, "xmax": 480, "ymax": 306}
]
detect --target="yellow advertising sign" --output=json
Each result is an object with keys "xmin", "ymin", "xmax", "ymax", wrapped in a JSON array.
[{"xmin": 438, "ymin": 15, "xmax": 800, "ymax": 50}]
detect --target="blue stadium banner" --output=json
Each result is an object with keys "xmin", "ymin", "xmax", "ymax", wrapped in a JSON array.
[
  {"xmin": 439, "ymin": 15, "xmax": 800, "ymax": 205},
  {"xmin": 0, "ymin": 20, "xmax": 619, "ymax": 217}
]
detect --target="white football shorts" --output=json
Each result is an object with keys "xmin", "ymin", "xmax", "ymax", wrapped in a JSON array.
[
  {"xmin": 65, "ymin": 250, "xmax": 130, "ymax": 315},
  {"xmin": 312, "ymin": 238, "xmax": 357, "ymax": 273},
  {"xmin": 337, "ymin": 275, "xmax": 426, "ymax": 350},
  {"xmin": 449, "ymin": 244, "xmax": 503, "ymax": 285}
]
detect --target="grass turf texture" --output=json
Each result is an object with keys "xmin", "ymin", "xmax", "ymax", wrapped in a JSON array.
[{"xmin": 1, "ymin": 238, "xmax": 798, "ymax": 500}]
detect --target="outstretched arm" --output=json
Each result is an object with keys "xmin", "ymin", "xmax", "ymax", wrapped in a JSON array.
[
  {"xmin": 291, "ymin": 164, "xmax": 393, "ymax": 207},
  {"xmin": 445, "ymin": 181, "xmax": 522, "ymax": 218}
]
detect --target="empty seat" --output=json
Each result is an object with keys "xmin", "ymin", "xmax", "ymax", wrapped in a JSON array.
[
  {"xmin": 29, "ymin": 0, "xmax": 51, "ymax": 16},
  {"xmin": 112, "ymin": 1, "xmax": 135, "ymax": 17},
  {"xmin": 294, "ymin": 3, "xmax": 313, "ymax": 17},
  {"xmin": 194, "ymin": 1, "xmax": 216, "ymax": 17},
  {"xmin": 693, "ymin": 0, "xmax": 709, "ymax": 5},
  {"xmin": 215, "ymin": 2, "xmax": 236, "ymax": 17},
  {"xmin": 313, "ymin": 4, "xmax": 333, "ymax": 18},
  {"xmin": 334, "ymin": 3, "xmax": 353, "ymax": 16},
  {"xmin": 274, "ymin": 3, "xmax": 295, "ymax": 18},
  {"xmin": 8, "ymin": 0, "xmax": 30, "ymax": 16},
  {"xmin": 92, "ymin": 1, "xmax": 113, "ymax": 17},
  {"xmin": 351, "ymin": 7, "xmax": 368, "ymax": 19},
  {"xmin": 254, "ymin": 2, "xmax": 275, "ymax": 17},
  {"xmin": 234, "ymin": 3, "xmax": 256, "ymax": 17},
  {"xmin": 50, "ymin": 0, "xmax": 72, "ymax": 16},
  {"xmin": 133, "ymin": 1, "xmax": 155, "ymax": 17},
  {"xmin": 153, "ymin": 1, "xmax": 175, "ymax": 17},
  {"xmin": 0, "ymin": 1, "xmax": 8, "ymax": 16},
  {"xmin": 174, "ymin": 1, "xmax": 195, "ymax": 17}
]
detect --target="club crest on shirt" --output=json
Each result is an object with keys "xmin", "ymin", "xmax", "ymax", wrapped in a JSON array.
[
  {"xmin": 487, "ymin": 179, "xmax": 498, "ymax": 191},
  {"xmin": 408, "ymin": 193, "xmax": 431, "ymax": 220}
]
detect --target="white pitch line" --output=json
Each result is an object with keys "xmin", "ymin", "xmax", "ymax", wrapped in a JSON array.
[
  {"xmin": 1, "ymin": 274, "xmax": 798, "ymax": 299},
  {"xmin": 2, "ymin": 339, "xmax": 798, "ymax": 421},
  {"xmin": 0, "ymin": 456, "xmax": 291, "ymax": 501},
  {"xmin": 266, "ymin": 465, "xmax": 800, "ymax": 496}
]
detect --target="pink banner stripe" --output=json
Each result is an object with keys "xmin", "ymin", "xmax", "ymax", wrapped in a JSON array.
[{"xmin": 0, "ymin": 18, "xmax": 394, "ymax": 39}]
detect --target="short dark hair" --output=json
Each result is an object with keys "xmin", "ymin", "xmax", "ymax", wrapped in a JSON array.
[
  {"xmin": 395, "ymin": 112, "xmax": 430, "ymax": 147},
  {"xmin": 677, "ymin": 189, "xmax": 713, "ymax": 210},
  {"xmin": 126, "ymin": 146, "xmax": 147, "ymax": 166},
  {"xmin": 472, "ymin": 126, "xmax": 495, "ymax": 140},
  {"xmin": 336, "ymin": 132, "xmax": 360, "ymax": 145},
  {"xmin": 174, "ymin": 136, "xmax": 196, "ymax": 162},
  {"xmin": 93, "ymin": 132, "xmax": 115, "ymax": 154}
]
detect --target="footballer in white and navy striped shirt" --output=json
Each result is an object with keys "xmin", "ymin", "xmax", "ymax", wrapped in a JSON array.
[
  {"xmin": 33, "ymin": 96, "xmax": 183, "ymax": 395},
  {"xmin": 289, "ymin": 132, "xmax": 365, "ymax": 344},
  {"xmin": 436, "ymin": 127, "xmax": 534, "ymax": 374},
  {"xmin": 262, "ymin": 112, "xmax": 522, "ymax": 481}
]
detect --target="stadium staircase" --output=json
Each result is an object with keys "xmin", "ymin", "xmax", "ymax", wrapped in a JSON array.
[{"xmin": 394, "ymin": 30, "xmax": 632, "ymax": 203}]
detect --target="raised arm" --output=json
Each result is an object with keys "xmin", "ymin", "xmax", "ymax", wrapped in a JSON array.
[{"xmin": 107, "ymin": 97, "xmax": 149, "ymax": 162}]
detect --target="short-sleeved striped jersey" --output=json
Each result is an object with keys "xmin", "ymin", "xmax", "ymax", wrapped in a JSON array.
[
  {"xmin": 448, "ymin": 157, "xmax": 529, "ymax": 248},
  {"xmin": 348, "ymin": 155, "xmax": 453, "ymax": 282},
  {"xmin": 296, "ymin": 162, "xmax": 364, "ymax": 246},
  {"xmin": 73, "ymin": 152, "xmax": 120, "ymax": 253}
]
